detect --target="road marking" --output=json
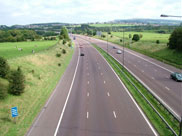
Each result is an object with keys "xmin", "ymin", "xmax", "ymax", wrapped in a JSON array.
[
  {"xmin": 107, "ymin": 92, "xmax": 110, "ymax": 96},
  {"xmin": 88, "ymin": 81, "xmax": 90, "ymax": 84},
  {"xmin": 54, "ymin": 47, "xmax": 80, "ymax": 136},
  {"xmin": 113, "ymin": 111, "xmax": 117, "ymax": 118},
  {"xmin": 142, "ymin": 70, "xmax": 144, "ymax": 73},
  {"xmin": 104, "ymin": 81, "xmax": 106, "ymax": 84},
  {"xmin": 87, "ymin": 92, "xmax": 89, "ymax": 97},
  {"xmin": 165, "ymin": 87, "xmax": 170, "ymax": 91},
  {"xmin": 87, "ymin": 112, "xmax": 89, "ymax": 119},
  {"xmin": 92, "ymin": 46, "xmax": 158, "ymax": 136},
  {"xmin": 151, "ymin": 77, "xmax": 155, "ymax": 80}
]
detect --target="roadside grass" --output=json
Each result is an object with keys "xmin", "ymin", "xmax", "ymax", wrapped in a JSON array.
[
  {"xmin": 0, "ymin": 40, "xmax": 58, "ymax": 59},
  {"xmin": 93, "ymin": 44, "xmax": 179, "ymax": 136},
  {"xmin": 0, "ymin": 40, "xmax": 74, "ymax": 136},
  {"xmin": 94, "ymin": 32, "xmax": 182, "ymax": 69}
]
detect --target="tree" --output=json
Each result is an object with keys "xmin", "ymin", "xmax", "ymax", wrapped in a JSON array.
[
  {"xmin": 168, "ymin": 27, "xmax": 182, "ymax": 51},
  {"xmin": 9, "ymin": 67, "xmax": 25, "ymax": 95},
  {"xmin": 60, "ymin": 27, "xmax": 70, "ymax": 41},
  {"xmin": 0, "ymin": 57, "xmax": 10, "ymax": 78},
  {"xmin": 132, "ymin": 34, "xmax": 140, "ymax": 42},
  {"xmin": 156, "ymin": 40, "xmax": 160, "ymax": 44}
]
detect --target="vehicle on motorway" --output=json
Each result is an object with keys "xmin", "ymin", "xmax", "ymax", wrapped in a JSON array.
[
  {"xmin": 170, "ymin": 72, "xmax": 182, "ymax": 82},
  {"xmin": 79, "ymin": 46, "xmax": 83, "ymax": 48},
  {"xmin": 113, "ymin": 46, "xmax": 117, "ymax": 49},
  {"xmin": 80, "ymin": 53, "xmax": 84, "ymax": 56},
  {"xmin": 73, "ymin": 36, "xmax": 76, "ymax": 40},
  {"xmin": 116, "ymin": 50, "xmax": 122, "ymax": 54}
]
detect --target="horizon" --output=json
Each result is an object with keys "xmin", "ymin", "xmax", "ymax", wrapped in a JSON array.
[{"xmin": 0, "ymin": 0, "xmax": 181, "ymax": 26}]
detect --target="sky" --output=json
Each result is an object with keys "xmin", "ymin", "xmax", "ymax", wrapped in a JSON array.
[{"xmin": 0, "ymin": 0, "xmax": 181, "ymax": 26}]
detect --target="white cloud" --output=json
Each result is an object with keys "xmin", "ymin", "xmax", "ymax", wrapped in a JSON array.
[{"xmin": 0, "ymin": 0, "xmax": 181, "ymax": 25}]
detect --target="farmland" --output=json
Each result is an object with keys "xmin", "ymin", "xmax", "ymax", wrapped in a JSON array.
[
  {"xmin": 94, "ymin": 31, "xmax": 182, "ymax": 68},
  {"xmin": 0, "ymin": 40, "xmax": 74, "ymax": 136},
  {"xmin": 0, "ymin": 40, "xmax": 58, "ymax": 59},
  {"xmin": 89, "ymin": 23, "xmax": 133, "ymax": 27}
]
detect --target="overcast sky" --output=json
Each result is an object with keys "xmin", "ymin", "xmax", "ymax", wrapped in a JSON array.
[{"xmin": 0, "ymin": 0, "xmax": 181, "ymax": 26}]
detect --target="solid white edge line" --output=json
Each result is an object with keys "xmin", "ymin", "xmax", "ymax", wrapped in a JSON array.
[
  {"xmin": 90, "ymin": 36, "xmax": 173, "ymax": 73},
  {"xmin": 26, "ymin": 43, "xmax": 76, "ymax": 136},
  {"xmin": 107, "ymin": 92, "xmax": 110, "ymax": 97},
  {"xmin": 89, "ymin": 43, "xmax": 158, "ymax": 136},
  {"xmin": 53, "ymin": 47, "xmax": 80, "ymax": 136}
]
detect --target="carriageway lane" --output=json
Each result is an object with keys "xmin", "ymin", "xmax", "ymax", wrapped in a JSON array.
[
  {"xmin": 56, "ymin": 38, "xmax": 156, "ymax": 136},
  {"xmin": 77, "ymin": 35, "xmax": 182, "ymax": 119}
]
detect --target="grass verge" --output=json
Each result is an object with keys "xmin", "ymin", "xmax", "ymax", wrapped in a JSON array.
[
  {"xmin": 93, "ymin": 44, "xmax": 180, "ymax": 136},
  {"xmin": 93, "ymin": 33, "xmax": 182, "ymax": 69},
  {"xmin": 0, "ymin": 40, "xmax": 74, "ymax": 136}
]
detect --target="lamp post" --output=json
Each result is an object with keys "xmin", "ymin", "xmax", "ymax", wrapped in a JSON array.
[{"xmin": 161, "ymin": 14, "xmax": 182, "ymax": 136}]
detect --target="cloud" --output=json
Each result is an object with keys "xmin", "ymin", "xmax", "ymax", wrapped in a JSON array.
[{"xmin": 0, "ymin": 0, "xmax": 181, "ymax": 25}]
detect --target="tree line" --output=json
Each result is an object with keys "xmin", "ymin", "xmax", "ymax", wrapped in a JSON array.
[{"xmin": 0, "ymin": 29, "xmax": 41, "ymax": 42}]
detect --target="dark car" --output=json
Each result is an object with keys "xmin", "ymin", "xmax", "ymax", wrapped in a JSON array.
[
  {"xmin": 170, "ymin": 72, "xmax": 182, "ymax": 82},
  {"xmin": 80, "ymin": 53, "xmax": 84, "ymax": 56},
  {"xmin": 113, "ymin": 46, "xmax": 117, "ymax": 49},
  {"xmin": 73, "ymin": 36, "xmax": 76, "ymax": 40}
]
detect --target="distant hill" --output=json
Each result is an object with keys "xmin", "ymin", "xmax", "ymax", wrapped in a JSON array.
[{"xmin": 112, "ymin": 19, "xmax": 181, "ymax": 26}]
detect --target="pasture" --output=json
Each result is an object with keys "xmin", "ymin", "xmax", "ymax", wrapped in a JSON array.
[{"xmin": 0, "ymin": 40, "xmax": 58, "ymax": 59}]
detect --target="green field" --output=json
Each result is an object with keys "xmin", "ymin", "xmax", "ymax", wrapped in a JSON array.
[
  {"xmin": 0, "ymin": 40, "xmax": 58, "ymax": 59},
  {"xmin": 89, "ymin": 23, "xmax": 133, "ymax": 27},
  {"xmin": 94, "ymin": 31, "xmax": 182, "ymax": 68},
  {"xmin": 0, "ymin": 40, "xmax": 74, "ymax": 136}
]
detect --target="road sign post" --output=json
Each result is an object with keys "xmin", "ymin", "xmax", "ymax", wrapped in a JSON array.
[{"xmin": 11, "ymin": 107, "xmax": 18, "ymax": 123}]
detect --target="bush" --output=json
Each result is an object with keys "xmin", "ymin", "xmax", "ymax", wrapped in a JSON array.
[
  {"xmin": 63, "ymin": 39, "xmax": 66, "ymax": 45},
  {"xmin": 0, "ymin": 57, "xmax": 10, "ymax": 78},
  {"xmin": 0, "ymin": 78, "xmax": 8, "ymax": 99},
  {"xmin": 68, "ymin": 42, "xmax": 72, "ymax": 47},
  {"xmin": 9, "ymin": 67, "xmax": 25, "ymax": 95},
  {"xmin": 120, "ymin": 39, "xmax": 123, "ymax": 42},
  {"xmin": 168, "ymin": 27, "xmax": 182, "ymax": 51},
  {"xmin": 101, "ymin": 34, "xmax": 106, "ymax": 38},
  {"xmin": 156, "ymin": 40, "xmax": 160, "ymax": 44},
  {"xmin": 132, "ymin": 34, "xmax": 140, "ymax": 42},
  {"xmin": 56, "ymin": 53, "xmax": 61, "ymax": 57},
  {"xmin": 58, "ymin": 63, "xmax": 61, "ymax": 67},
  {"xmin": 62, "ymin": 49, "xmax": 66, "ymax": 54}
]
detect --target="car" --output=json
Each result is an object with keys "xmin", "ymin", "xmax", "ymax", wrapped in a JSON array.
[
  {"xmin": 73, "ymin": 37, "xmax": 76, "ymax": 40},
  {"xmin": 80, "ymin": 53, "xmax": 84, "ymax": 56},
  {"xmin": 170, "ymin": 72, "xmax": 182, "ymax": 82},
  {"xmin": 113, "ymin": 46, "xmax": 117, "ymax": 49},
  {"xmin": 116, "ymin": 50, "xmax": 122, "ymax": 54}
]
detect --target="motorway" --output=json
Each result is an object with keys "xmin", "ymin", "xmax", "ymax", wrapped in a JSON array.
[
  {"xmin": 77, "ymin": 35, "xmax": 182, "ymax": 120},
  {"xmin": 26, "ymin": 37, "xmax": 156, "ymax": 136}
]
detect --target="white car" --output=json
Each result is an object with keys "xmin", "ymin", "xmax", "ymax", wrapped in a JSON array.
[{"xmin": 117, "ymin": 50, "xmax": 122, "ymax": 54}]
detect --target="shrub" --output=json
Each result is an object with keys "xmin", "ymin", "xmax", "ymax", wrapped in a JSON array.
[
  {"xmin": 0, "ymin": 78, "xmax": 8, "ymax": 99},
  {"xmin": 63, "ymin": 39, "xmax": 66, "ymax": 45},
  {"xmin": 58, "ymin": 63, "xmax": 61, "ymax": 67},
  {"xmin": 56, "ymin": 53, "xmax": 61, "ymax": 57},
  {"xmin": 9, "ymin": 67, "xmax": 25, "ymax": 95},
  {"xmin": 62, "ymin": 49, "xmax": 66, "ymax": 54},
  {"xmin": 120, "ymin": 39, "xmax": 122, "ymax": 42},
  {"xmin": 101, "ymin": 34, "xmax": 106, "ymax": 38},
  {"xmin": 156, "ymin": 40, "xmax": 160, "ymax": 44},
  {"xmin": 0, "ymin": 57, "xmax": 10, "ymax": 78},
  {"xmin": 132, "ymin": 34, "xmax": 140, "ymax": 42},
  {"xmin": 68, "ymin": 42, "xmax": 72, "ymax": 47}
]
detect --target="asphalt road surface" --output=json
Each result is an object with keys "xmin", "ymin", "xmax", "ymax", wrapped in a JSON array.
[
  {"xmin": 55, "ymin": 38, "xmax": 156, "ymax": 136},
  {"xmin": 77, "ymin": 35, "xmax": 182, "ymax": 120}
]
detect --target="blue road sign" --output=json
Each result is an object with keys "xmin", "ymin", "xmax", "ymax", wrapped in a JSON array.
[{"xmin": 11, "ymin": 107, "xmax": 18, "ymax": 118}]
